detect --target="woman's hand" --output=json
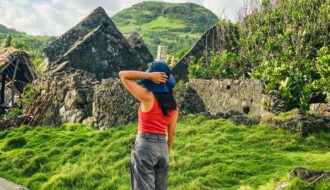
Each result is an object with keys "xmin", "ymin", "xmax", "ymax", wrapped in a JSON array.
[{"xmin": 149, "ymin": 72, "xmax": 168, "ymax": 84}]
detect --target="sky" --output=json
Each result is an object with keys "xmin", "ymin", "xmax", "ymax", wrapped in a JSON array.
[{"xmin": 0, "ymin": 0, "xmax": 245, "ymax": 36}]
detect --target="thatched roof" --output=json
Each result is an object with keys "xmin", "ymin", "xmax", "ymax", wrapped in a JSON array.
[{"xmin": 0, "ymin": 48, "xmax": 35, "ymax": 92}]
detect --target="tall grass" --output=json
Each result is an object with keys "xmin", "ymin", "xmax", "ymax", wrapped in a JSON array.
[{"xmin": 0, "ymin": 115, "xmax": 329, "ymax": 189}]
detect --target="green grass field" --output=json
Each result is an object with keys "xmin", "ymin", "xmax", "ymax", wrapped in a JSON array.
[{"xmin": 0, "ymin": 114, "xmax": 329, "ymax": 190}]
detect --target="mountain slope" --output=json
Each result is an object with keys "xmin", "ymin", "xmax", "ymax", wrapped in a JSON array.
[
  {"xmin": 112, "ymin": 1, "xmax": 219, "ymax": 57},
  {"xmin": 0, "ymin": 24, "xmax": 24, "ymax": 38},
  {"xmin": 0, "ymin": 24, "xmax": 55, "ymax": 55}
]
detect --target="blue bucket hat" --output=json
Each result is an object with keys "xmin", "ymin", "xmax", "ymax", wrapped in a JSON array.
[{"xmin": 141, "ymin": 61, "xmax": 176, "ymax": 92}]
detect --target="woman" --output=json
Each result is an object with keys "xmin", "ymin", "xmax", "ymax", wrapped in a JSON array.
[{"xmin": 119, "ymin": 61, "xmax": 178, "ymax": 190}]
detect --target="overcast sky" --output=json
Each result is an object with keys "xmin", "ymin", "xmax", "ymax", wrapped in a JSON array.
[{"xmin": 0, "ymin": 0, "xmax": 245, "ymax": 36}]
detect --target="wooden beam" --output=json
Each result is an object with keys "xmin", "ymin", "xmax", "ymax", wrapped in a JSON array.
[
  {"xmin": 5, "ymin": 81, "xmax": 20, "ymax": 94},
  {"xmin": 0, "ymin": 58, "xmax": 15, "ymax": 74},
  {"xmin": 0, "ymin": 71, "xmax": 6, "ymax": 104},
  {"xmin": 22, "ymin": 56, "xmax": 35, "ymax": 81},
  {"xmin": 11, "ymin": 60, "xmax": 19, "ymax": 107}
]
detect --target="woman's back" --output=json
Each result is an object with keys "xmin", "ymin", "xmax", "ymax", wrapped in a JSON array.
[{"xmin": 138, "ymin": 93, "xmax": 175, "ymax": 134}]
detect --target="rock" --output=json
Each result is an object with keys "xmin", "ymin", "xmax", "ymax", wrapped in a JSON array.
[
  {"xmin": 275, "ymin": 182, "xmax": 289, "ymax": 190},
  {"xmin": 82, "ymin": 117, "xmax": 95, "ymax": 127},
  {"xmin": 290, "ymin": 167, "xmax": 330, "ymax": 183},
  {"xmin": 267, "ymin": 113, "xmax": 330, "ymax": 136},
  {"xmin": 200, "ymin": 111, "xmax": 211, "ymax": 118},
  {"xmin": 230, "ymin": 115, "xmax": 260, "ymax": 126},
  {"xmin": 0, "ymin": 177, "xmax": 28, "ymax": 190},
  {"xmin": 310, "ymin": 102, "xmax": 330, "ymax": 115}
]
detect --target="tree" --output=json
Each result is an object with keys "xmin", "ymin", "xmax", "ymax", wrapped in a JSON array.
[{"xmin": 4, "ymin": 34, "xmax": 12, "ymax": 47}]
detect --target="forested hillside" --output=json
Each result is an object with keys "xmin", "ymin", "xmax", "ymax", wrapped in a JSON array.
[
  {"xmin": 0, "ymin": 24, "xmax": 24, "ymax": 38},
  {"xmin": 112, "ymin": 1, "xmax": 218, "ymax": 56}
]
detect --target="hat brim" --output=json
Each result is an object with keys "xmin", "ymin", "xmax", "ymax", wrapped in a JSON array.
[{"xmin": 141, "ymin": 74, "xmax": 176, "ymax": 92}]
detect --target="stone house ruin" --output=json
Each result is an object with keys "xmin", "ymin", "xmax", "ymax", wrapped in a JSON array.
[
  {"xmin": 43, "ymin": 7, "xmax": 150, "ymax": 79},
  {"xmin": 31, "ymin": 7, "xmax": 291, "ymax": 130},
  {"xmin": 0, "ymin": 48, "xmax": 35, "ymax": 115},
  {"xmin": 25, "ymin": 6, "xmax": 328, "ymax": 133},
  {"xmin": 34, "ymin": 7, "xmax": 153, "ymax": 129}
]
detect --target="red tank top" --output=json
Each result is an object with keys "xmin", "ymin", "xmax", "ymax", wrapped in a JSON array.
[{"xmin": 138, "ymin": 93, "xmax": 175, "ymax": 134}]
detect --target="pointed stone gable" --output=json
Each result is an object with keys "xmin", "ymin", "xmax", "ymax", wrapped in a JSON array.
[
  {"xmin": 43, "ymin": 7, "xmax": 150, "ymax": 80},
  {"xmin": 127, "ymin": 32, "xmax": 154, "ymax": 64}
]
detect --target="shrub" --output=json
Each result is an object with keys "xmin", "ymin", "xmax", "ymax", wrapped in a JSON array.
[
  {"xmin": 189, "ymin": 50, "xmax": 245, "ymax": 80},
  {"xmin": 188, "ymin": 0, "xmax": 330, "ymax": 110}
]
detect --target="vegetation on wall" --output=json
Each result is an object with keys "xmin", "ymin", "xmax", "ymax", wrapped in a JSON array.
[{"xmin": 188, "ymin": 0, "xmax": 330, "ymax": 110}]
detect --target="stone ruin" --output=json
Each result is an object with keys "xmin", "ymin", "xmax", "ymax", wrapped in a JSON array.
[
  {"xmin": 169, "ymin": 21, "xmax": 330, "ymax": 135},
  {"xmin": 35, "ymin": 7, "xmax": 153, "ymax": 129},
  {"xmin": 35, "ymin": 71, "xmax": 140, "ymax": 130},
  {"xmin": 171, "ymin": 26, "xmax": 218, "ymax": 81},
  {"xmin": 43, "ymin": 7, "xmax": 149, "ymax": 79},
  {"xmin": 32, "ymin": 7, "xmax": 329, "ymax": 133},
  {"xmin": 171, "ymin": 24, "xmax": 239, "ymax": 81}
]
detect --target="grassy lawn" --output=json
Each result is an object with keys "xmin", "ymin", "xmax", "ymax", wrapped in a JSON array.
[{"xmin": 0, "ymin": 114, "xmax": 329, "ymax": 190}]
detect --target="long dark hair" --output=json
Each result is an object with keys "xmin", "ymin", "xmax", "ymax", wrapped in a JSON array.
[{"xmin": 154, "ymin": 90, "xmax": 177, "ymax": 116}]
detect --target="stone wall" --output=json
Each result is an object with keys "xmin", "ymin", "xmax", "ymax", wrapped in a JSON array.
[
  {"xmin": 177, "ymin": 79, "xmax": 268, "ymax": 116},
  {"xmin": 92, "ymin": 79, "xmax": 139, "ymax": 130},
  {"xmin": 34, "ymin": 70, "xmax": 139, "ymax": 130},
  {"xmin": 36, "ymin": 74, "xmax": 275, "ymax": 129},
  {"xmin": 171, "ymin": 22, "xmax": 239, "ymax": 81},
  {"xmin": 171, "ymin": 26, "xmax": 217, "ymax": 81}
]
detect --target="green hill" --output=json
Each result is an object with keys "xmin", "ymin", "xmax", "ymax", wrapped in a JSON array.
[
  {"xmin": 0, "ymin": 24, "xmax": 25, "ymax": 38},
  {"xmin": 0, "ymin": 24, "xmax": 56, "ymax": 70},
  {"xmin": 1, "ymin": 2, "xmax": 219, "ymax": 59},
  {"xmin": 0, "ymin": 115, "xmax": 329, "ymax": 189},
  {"xmin": 0, "ymin": 24, "xmax": 55, "ymax": 51},
  {"xmin": 112, "ymin": 1, "xmax": 219, "ymax": 57}
]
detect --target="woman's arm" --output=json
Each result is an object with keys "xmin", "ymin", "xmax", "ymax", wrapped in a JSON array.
[
  {"xmin": 118, "ymin": 71, "xmax": 167, "ymax": 101},
  {"xmin": 167, "ymin": 109, "xmax": 179, "ymax": 153}
]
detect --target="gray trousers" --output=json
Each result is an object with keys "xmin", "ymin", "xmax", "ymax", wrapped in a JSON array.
[{"xmin": 130, "ymin": 133, "xmax": 169, "ymax": 190}]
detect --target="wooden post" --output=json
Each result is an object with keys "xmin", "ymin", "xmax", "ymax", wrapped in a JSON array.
[
  {"xmin": 11, "ymin": 60, "xmax": 19, "ymax": 107},
  {"xmin": 0, "ymin": 71, "xmax": 6, "ymax": 104},
  {"xmin": 212, "ymin": 28, "xmax": 215, "ymax": 51},
  {"xmin": 205, "ymin": 30, "xmax": 208, "ymax": 67}
]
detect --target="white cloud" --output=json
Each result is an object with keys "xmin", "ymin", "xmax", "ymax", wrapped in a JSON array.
[
  {"xmin": 203, "ymin": 0, "xmax": 244, "ymax": 20},
  {"xmin": 0, "ymin": 0, "xmax": 245, "ymax": 36}
]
